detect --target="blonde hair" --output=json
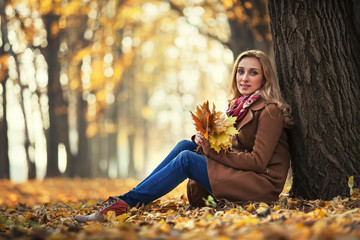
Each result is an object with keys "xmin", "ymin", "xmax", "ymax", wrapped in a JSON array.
[{"xmin": 230, "ymin": 50, "xmax": 293, "ymax": 127}]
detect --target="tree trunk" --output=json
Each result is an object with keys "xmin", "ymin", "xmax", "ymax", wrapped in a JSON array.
[
  {"xmin": 108, "ymin": 132, "xmax": 118, "ymax": 178},
  {"xmin": 228, "ymin": 18, "xmax": 256, "ymax": 57},
  {"xmin": 268, "ymin": 0, "xmax": 360, "ymax": 200},
  {"xmin": 142, "ymin": 91, "xmax": 150, "ymax": 179},
  {"xmin": 0, "ymin": 76, "xmax": 9, "ymax": 179},
  {"xmin": 73, "ymin": 94, "xmax": 88, "ymax": 177},
  {"xmin": 106, "ymin": 102, "xmax": 119, "ymax": 178},
  {"xmin": 226, "ymin": 0, "xmax": 273, "ymax": 57},
  {"xmin": 62, "ymin": 14, "xmax": 89, "ymax": 178},
  {"xmin": 0, "ymin": 0, "xmax": 9, "ymax": 179},
  {"xmin": 99, "ymin": 134, "xmax": 109, "ymax": 177},
  {"xmin": 123, "ymin": 70, "xmax": 137, "ymax": 178},
  {"xmin": 127, "ymin": 133, "xmax": 136, "ymax": 178},
  {"xmin": 43, "ymin": 14, "xmax": 63, "ymax": 177},
  {"xmin": 43, "ymin": 14, "xmax": 75, "ymax": 177},
  {"xmin": 1, "ymin": 0, "xmax": 35, "ymax": 179}
]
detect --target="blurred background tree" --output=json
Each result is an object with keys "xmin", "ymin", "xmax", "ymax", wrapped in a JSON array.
[{"xmin": 0, "ymin": 0, "xmax": 271, "ymax": 181}]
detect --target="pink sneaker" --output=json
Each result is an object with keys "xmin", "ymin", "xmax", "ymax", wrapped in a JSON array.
[{"xmin": 74, "ymin": 196, "xmax": 129, "ymax": 222}]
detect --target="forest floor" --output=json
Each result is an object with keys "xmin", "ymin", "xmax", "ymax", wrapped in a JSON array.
[{"xmin": 0, "ymin": 178, "xmax": 359, "ymax": 240}]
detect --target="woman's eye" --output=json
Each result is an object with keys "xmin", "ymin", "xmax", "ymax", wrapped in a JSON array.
[
  {"xmin": 237, "ymin": 69, "xmax": 244, "ymax": 74},
  {"xmin": 251, "ymin": 71, "xmax": 258, "ymax": 76}
]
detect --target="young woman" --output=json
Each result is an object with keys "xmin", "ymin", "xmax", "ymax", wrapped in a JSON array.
[{"xmin": 75, "ymin": 49, "xmax": 292, "ymax": 222}]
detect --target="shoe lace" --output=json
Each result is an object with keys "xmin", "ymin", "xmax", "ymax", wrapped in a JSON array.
[{"xmin": 98, "ymin": 196, "xmax": 119, "ymax": 212}]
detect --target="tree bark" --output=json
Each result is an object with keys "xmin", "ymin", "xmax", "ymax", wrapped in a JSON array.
[
  {"xmin": 0, "ymin": 75, "xmax": 9, "ymax": 179},
  {"xmin": 61, "ymin": 14, "xmax": 89, "ymax": 178},
  {"xmin": 106, "ymin": 103, "xmax": 119, "ymax": 178},
  {"xmin": 0, "ymin": 0, "xmax": 10, "ymax": 179},
  {"xmin": 43, "ymin": 13, "xmax": 77, "ymax": 178},
  {"xmin": 268, "ymin": 0, "xmax": 360, "ymax": 199},
  {"xmin": 73, "ymin": 94, "xmax": 88, "ymax": 177},
  {"xmin": 43, "ymin": 14, "xmax": 65, "ymax": 177}
]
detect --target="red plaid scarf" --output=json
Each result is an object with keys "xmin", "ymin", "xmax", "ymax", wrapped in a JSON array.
[{"xmin": 227, "ymin": 91, "xmax": 261, "ymax": 121}]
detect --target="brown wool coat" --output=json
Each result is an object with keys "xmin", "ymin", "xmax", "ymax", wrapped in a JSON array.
[{"xmin": 187, "ymin": 98, "xmax": 290, "ymax": 207}]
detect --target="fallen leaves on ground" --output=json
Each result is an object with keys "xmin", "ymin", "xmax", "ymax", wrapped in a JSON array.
[{"xmin": 0, "ymin": 178, "xmax": 360, "ymax": 240}]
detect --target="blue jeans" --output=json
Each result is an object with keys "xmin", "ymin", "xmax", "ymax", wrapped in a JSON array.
[{"xmin": 119, "ymin": 140, "xmax": 213, "ymax": 207}]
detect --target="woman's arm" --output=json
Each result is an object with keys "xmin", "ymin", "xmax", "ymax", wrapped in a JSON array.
[{"xmin": 202, "ymin": 104, "xmax": 285, "ymax": 173}]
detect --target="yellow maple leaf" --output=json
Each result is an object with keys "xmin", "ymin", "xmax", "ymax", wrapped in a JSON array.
[
  {"xmin": 213, "ymin": 114, "xmax": 236, "ymax": 133},
  {"xmin": 209, "ymin": 132, "xmax": 231, "ymax": 153},
  {"xmin": 191, "ymin": 102, "xmax": 238, "ymax": 153}
]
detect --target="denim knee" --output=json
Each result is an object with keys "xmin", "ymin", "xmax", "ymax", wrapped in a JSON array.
[
  {"xmin": 174, "ymin": 150, "xmax": 211, "ymax": 193},
  {"xmin": 176, "ymin": 140, "xmax": 196, "ymax": 151},
  {"xmin": 176, "ymin": 150, "xmax": 196, "ymax": 170}
]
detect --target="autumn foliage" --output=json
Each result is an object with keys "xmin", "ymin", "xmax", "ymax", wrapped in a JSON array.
[
  {"xmin": 0, "ymin": 178, "xmax": 360, "ymax": 239},
  {"xmin": 191, "ymin": 101, "xmax": 238, "ymax": 153}
]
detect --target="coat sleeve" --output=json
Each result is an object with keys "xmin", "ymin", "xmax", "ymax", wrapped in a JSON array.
[{"xmin": 202, "ymin": 104, "xmax": 285, "ymax": 173}]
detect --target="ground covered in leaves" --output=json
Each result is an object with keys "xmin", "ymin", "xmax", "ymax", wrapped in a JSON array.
[{"xmin": 1, "ymin": 178, "xmax": 360, "ymax": 240}]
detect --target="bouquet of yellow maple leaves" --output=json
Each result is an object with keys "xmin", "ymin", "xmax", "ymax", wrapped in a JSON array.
[{"xmin": 190, "ymin": 101, "xmax": 238, "ymax": 153}]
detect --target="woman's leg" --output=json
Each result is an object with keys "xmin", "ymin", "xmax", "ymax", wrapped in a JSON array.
[
  {"xmin": 135, "ymin": 140, "xmax": 197, "ymax": 188},
  {"xmin": 119, "ymin": 150, "xmax": 212, "ymax": 207},
  {"xmin": 74, "ymin": 142, "xmax": 209, "ymax": 223}
]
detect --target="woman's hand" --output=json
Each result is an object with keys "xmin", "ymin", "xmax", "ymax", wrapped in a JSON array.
[{"xmin": 195, "ymin": 132, "xmax": 210, "ymax": 150}]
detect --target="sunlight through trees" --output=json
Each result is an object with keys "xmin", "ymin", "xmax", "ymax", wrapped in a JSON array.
[{"xmin": 1, "ymin": 0, "xmax": 272, "ymax": 182}]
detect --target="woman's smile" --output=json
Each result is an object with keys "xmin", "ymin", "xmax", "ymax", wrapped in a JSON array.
[{"xmin": 239, "ymin": 84, "xmax": 251, "ymax": 89}]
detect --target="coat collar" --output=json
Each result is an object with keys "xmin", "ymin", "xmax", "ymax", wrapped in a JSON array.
[{"xmin": 237, "ymin": 98, "xmax": 266, "ymax": 130}]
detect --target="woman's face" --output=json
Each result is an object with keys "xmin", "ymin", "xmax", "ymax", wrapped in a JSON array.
[{"xmin": 236, "ymin": 57, "xmax": 264, "ymax": 97}]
